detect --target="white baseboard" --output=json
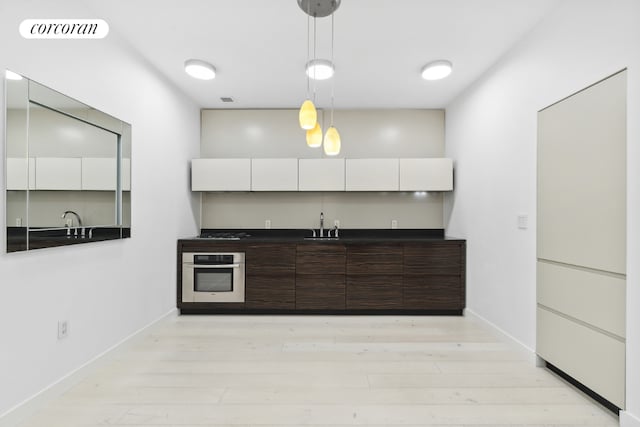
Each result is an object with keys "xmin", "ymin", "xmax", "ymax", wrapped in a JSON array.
[
  {"xmin": 464, "ymin": 308, "xmax": 538, "ymax": 365},
  {"xmin": 621, "ymin": 411, "xmax": 640, "ymax": 427},
  {"xmin": 0, "ymin": 308, "xmax": 178, "ymax": 427}
]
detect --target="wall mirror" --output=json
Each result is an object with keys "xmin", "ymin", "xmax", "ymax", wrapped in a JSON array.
[{"xmin": 5, "ymin": 71, "xmax": 131, "ymax": 252}]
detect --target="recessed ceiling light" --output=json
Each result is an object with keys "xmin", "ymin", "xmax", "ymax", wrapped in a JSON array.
[
  {"xmin": 306, "ymin": 59, "xmax": 334, "ymax": 80},
  {"xmin": 5, "ymin": 70, "xmax": 23, "ymax": 80},
  {"xmin": 184, "ymin": 59, "xmax": 216, "ymax": 80},
  {"xmin": 421, "ymin": 60, "xmax": 453, "ymax": 81}
]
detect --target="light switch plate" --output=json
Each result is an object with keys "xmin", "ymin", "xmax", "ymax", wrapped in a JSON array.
[{"xmin": 517, "ymin": 214, "xmax": 528, "ymax": 229}]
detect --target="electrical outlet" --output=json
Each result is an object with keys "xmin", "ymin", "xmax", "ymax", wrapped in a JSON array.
[
  {"xmin": 65, "ymin": 218, "xmax": 73, "ymax": 227},
  {"xmin": 15, "ymin": 218, "xmax": 22, "ymax": 227},
  {"xmin": 391, "ymin": 219, "xmax": 398, "ymax": 229},
  {"xmin": 57, "ymin": 320, "xmax": 69, "ymax": 340},
  {"xmin": 265, "ymin": 219, "xmax": 271, "ymax": 229},
  {"xmin": 334, "ymin": 220, "xmax": 340, "ymax": 227}
]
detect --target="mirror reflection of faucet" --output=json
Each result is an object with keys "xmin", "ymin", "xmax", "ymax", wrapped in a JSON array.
[{"xmin": 61, "ymin": 210, "xmax": 84, "ymax": 238}]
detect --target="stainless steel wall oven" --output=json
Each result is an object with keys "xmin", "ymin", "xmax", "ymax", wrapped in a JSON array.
[{"xmin": 182, "ymin": 252, "xmax": 245, "ymax": 303}]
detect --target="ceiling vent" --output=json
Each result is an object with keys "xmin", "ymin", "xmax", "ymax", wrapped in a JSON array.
[{"xmin": 220, "ymin": 97, "xmax": 234, "ymax": 103}]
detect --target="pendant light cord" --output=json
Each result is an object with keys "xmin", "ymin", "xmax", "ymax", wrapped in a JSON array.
[
  {"xmin": 306, "ymin": 4, "xmax": 311, "ymax": 98},
  {"xmin": 312, "ymin": 16, "xmax": 317, "ymax": 101},
  {"xmin": 330, "ymin": 12, "xmax": 335, "ymax": 126}
]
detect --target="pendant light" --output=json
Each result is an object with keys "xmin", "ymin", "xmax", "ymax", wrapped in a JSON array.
[
  {"xmin": 298, "ymin": 0, "xmax": 342, "ymax": 155},
  {"xmin": 323, "ymin": 11, "xmax": 341, "ymax": 156},
  {"xmin": 298, "ymin": 3, "xmax": 317, "ymax": 130}
]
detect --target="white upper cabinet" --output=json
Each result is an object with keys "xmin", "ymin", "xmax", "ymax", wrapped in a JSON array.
[
  {"xmin": 35, "ymin": 157, "xmax": 82, "ymax": 190},
  {"xmin": 251, "ymin": 159, "xmax": 298, "ymax": 191},
  {"xmin": 345, "ymin": 159, "xmax": 399, "ymax": 191},
  {"xmin": 298, "ymin": 159, "xmax": 345, "ymax": 191},
  {"xmin": 399, "ymin": 158, "xmax": 453, "ymax": 191},
  {"xmin": 191, "ymin": 158, "xmax": 251, "ymax": 191},
  {"xmin": 82, "ymin": 158, "xmax": 117, "ymax": 190},
  {"xmin": 6, "ymin": 158, "xmax": 35, "ymax": 190}
]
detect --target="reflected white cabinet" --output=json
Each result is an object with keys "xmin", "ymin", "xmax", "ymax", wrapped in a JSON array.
[
  {"xmin": 191, "ymin": 158, "xmax": 251, "ymax": 191},
  {"xmin": 6, "ymin": 158, "xmax": 35, "ymax": 190},
  {"xmin": 81, "ymin": 158, "xmax": 131, "ymax": 191},
  {"xmin": 251, "ymin": 158, "xmax": 298, "ymax": 191},
  {"xmin": 399, "ymin": 158, "xmax": 453, "ymax": 191},
  {"xmin": 35, "ymin": 157, "xmax": 81, "ymax": 190},
  {"xmin": 82, "ymin": 158, "xmax": 117, "ymax": 190},
  {"xmin": 345, "ymin": 159, "xmax": 399, "ymax": 191},
  {"xmin": 298, "ymin": 159, "xmax": 345, "ymax": 191}
]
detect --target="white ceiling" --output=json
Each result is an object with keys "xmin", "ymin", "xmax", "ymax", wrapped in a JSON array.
[{"xmin": 87, "ymin": 0, "xmax": 560, "ymax": 109}]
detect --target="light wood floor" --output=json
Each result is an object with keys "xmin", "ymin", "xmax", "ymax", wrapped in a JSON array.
[{"xmin": 17, "ymin": 314, "xmax": 618, "ymax": 426}]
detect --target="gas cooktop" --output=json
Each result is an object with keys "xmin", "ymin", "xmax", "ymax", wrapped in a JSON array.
[{"xmin": 197, "ymin": 231, "xmax": 252, "ymax": 240}]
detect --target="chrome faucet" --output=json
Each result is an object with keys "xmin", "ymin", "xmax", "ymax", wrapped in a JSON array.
[
  {"xmin": 319, "ymin": 212, "xmax": 324, "ymax": 238},
  {"xmin": 62, "ymin": 210, "xmax": 84, "ymax": 238}
]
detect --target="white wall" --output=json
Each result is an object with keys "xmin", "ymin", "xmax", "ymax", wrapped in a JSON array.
[
  {"xmin": 0, "ymin": 0, "xmax": 200, "ymax": 418},
  {"xmin": 444, "ymin": 0, "xmax": 640, "ymax": 420}
]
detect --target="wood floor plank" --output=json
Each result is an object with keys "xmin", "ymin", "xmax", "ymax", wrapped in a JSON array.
[{"xmin": 15, "ymin": 315, "xmax": 618, "ymax": 427}]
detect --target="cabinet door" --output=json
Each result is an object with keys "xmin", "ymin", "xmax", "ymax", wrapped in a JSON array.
[
  {"xmin": 347, "ymin": 244, "xmax": 403, "ymax": 275},
  {"xmin": 403, "ymin": 275, "xmax": 463, "ymax": 310},
  {"xmin": 82, "ymin": 158, "xmax": 117, "ymax": 190},
  {"xmin": 245, "ymin": 244, "xmax": 296, "ymax": 309},
  {"xmin": 399, "ymin": 158, "xmax": 453, "ymax": 191},
  {"xmin": 346, "ymin": 275, "xmax": 403, "ymax": 309},
  {"xmin": 296, "ymin": 274, "xmax": 345, "ymax": 310},
  {"xmin": 345, "ymin": 159, "xmax": 399, "ymax": 191},
  {"xmin": 191, "ymin": 158, "xmax": 250, "ymax": 191},
  {"xmin": 6, "ymin": 158, "xmax": 35, "ymax": 190},
  {"xmin": 251, "ymin": 158, "xmax": 298, "ymax": 191},
  {"xmin": 298, "ymin": 159, "xmax": 345, "ymax": 191},
  {"xmin": 245, "ymin": 273, "xmax": 295, "ymax": 309},
  {"xmin": 403, "ymin": 243, "xmax": 463, "ymax": 275},
  {"xmin": 35, "ymin": 157, "xmax": 81, "ymax": 190},
  {"xmin": 297, "ymin": 244, "xmax": 346, "ymax": 274}
]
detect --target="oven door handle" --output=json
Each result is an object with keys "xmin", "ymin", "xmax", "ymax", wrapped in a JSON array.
[{"xmin": 184, "ymin": 264, "xmax": 241, "ymax": 269}]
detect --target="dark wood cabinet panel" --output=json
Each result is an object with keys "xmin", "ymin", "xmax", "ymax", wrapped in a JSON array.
[
  {"xmin": 178, "ymin": 238, "xmax": 465, "ymax": 314},
  {"xmin": 403, "ymin": 243, "xmax": 463, "ymax": 275},
  {"xmin": 296, "ymin": 274, "xmax": 345, "ymax": 310},
  {"xmin": 403, "ymin": 275, "xmax": 463, "ymax": 310},
  {"xmin": 296, "ymin": 244, "xmax": 346, "ymax": 275},
  {"xmin": 347, "ymin": 244, "xmax": 403, "ymax": 275},
  {"xmin": 346, "ymin": 275, "xmax": 403, "ymax": 309},
  {"xmin": 245, "ymin": 273, "xmax": 295, "ymax": 309},
  {"xmin": 246, "ymin": 244, "xmax": 296, "ymax": 274}
]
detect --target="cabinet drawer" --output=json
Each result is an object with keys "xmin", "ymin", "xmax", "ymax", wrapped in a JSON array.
[
  {"xmin": 404, "ymin": 243, "xmax": 462, "ymax": 275},
  {"xmin": 245, "ymin": 273, "xmax": 295, "ymax": 309},
  {"xmin": 246, "ymin": 244, "xmax": 296, "ymax": 274},
  {"xmin": 296, "ymin": 274, "xmax": 345, "ymax": 310},
  {"xmin": 537, "ymin": 306, "xmax": 625, "ymax": 408},
  {"xmin": 403, "ymin": 275, "xmax": 463, "ymax": 310},
  {"xmin": 346, "ymin": 275, "xmax": 402, "ymax": 309},
  {"xmin": 347, "ymin": 244, "xmax": 403, "ymax": 275},
  {"xmin": 297, "ymin": 245, "xmax": 346, "ymax": 275}
]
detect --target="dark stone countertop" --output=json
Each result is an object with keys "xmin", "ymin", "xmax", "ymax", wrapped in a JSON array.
[{"xmin": 179, "ymin": 229, "xmax": 465, "ymax": 244}]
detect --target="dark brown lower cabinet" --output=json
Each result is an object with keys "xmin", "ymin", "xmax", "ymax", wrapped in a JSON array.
[
  {"xmin": 245, "ymin": 244, "xmax": 296, "ymax": 310},
  {"xmin": 245, "ymin": 273, "xmax": 295, "ymax": 309},
  {"xmin": 346, "ymin": 275, "xmax": 403, "ymax": 309},
  {"xmin": 178, "ymin": 239, "xmax": 465, "ymax": 314},
  {"xmin": 403, "ymin": 275, "xmax": 463, "ymax": 310},
  {"xmin": 295, "ymin": 274, "xmax": 345, "ymax": 310}
]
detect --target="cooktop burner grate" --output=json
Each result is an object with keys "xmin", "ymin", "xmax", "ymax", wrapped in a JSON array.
[{"xmin": 198, "ymin": 232, "xmax": 252, "ymax": 240}]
